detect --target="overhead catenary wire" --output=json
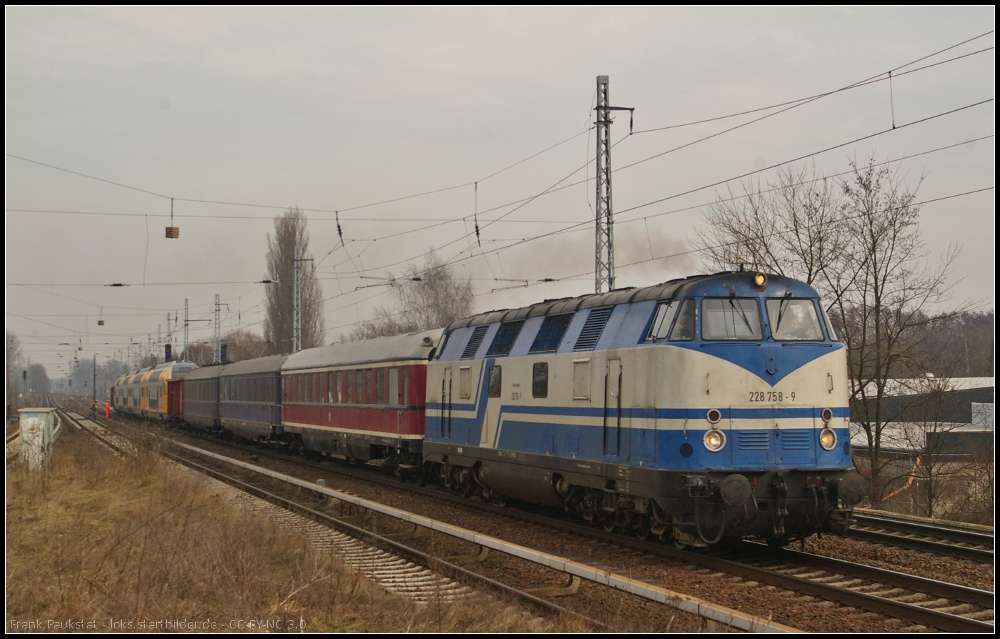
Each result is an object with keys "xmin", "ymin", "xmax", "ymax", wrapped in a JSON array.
[{"xmin": 7, "ymin": 32, "xmax": 992, "ymax": 359}]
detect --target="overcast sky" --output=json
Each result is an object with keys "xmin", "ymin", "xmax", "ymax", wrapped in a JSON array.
[{"xmin": 5, "ymin": 7, "xmax": 995, "ymax": 378}]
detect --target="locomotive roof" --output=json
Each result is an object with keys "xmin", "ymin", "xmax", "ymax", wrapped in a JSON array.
[
  {"xmin": 282, "ymin": 329, "xmax": 443, "ymax": 371},
  {"xmin": 444, "ymin": 271, "xmax": 819, "ymax": 330},
  {"xmin": 219, "ymin": 354, "xmax": 288, "ymax": 377}
]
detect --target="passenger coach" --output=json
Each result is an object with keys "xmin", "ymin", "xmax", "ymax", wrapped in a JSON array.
[{"xmin": 280, "ymin": 330, "xmax": 441, "ymax": 471}]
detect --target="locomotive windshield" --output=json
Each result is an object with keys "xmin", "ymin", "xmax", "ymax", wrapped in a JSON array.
[
  {"xmin": 767, "ymin": 298, "xmax": 824, "ymax": 340},
  {"xmin": 702, "ymin": 298, "xmax": 763, "ymax": 340}
]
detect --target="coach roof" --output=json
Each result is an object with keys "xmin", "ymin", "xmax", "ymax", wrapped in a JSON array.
[
  {"xmin": 220, "ymin": 354, "xmax": 288, "ymax": 377},
  {"xmin": 282, "ymin": 329, "xmax": 443, "ymax": 372}
]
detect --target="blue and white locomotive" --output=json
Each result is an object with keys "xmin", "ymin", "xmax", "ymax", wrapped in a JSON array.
[{"xmin": 423, "ymin": 271, "xmax": 867, "ymax": 546}]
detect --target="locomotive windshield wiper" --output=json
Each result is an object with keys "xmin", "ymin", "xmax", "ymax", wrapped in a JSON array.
[
  {"xmin": 774, "ymin": 295, "xmax": 791, "ymax": 333},
  {"xmin": 728, "ymin": 296, "xmax": 754, "ymax": 335}
]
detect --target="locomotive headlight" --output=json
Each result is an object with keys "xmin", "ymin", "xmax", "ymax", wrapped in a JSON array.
[
  {"xmin": 754, "ymin": 273, "xmax": 767, "ymax": 287},
  {"xmin": 819, "ymin": 428, "xmax": 837, "ymax": 451},
  {"xmin": 703, "ymin": 428, "xmax": 726, "ymax": 452}
]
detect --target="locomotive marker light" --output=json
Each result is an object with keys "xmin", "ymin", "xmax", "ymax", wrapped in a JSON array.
[
  {"xmin": 706, "ymin": 408, "xmax": 722, "ymax": 424},
  {"xmin": 703, "ymin": 428, "xmax": 726, "ymax": 452},
  {"xmin": 819, "ymin": 428, "xmax": 837, "ymax": 451}
]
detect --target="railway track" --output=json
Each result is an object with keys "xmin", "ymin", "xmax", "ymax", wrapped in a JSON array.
[
  {"xmin": 165, "ymin": 441, "xmax": 804, "ymax": 632},
  {"xmin": 134, "ymin": 424, "xmax": 993, "ymax": 633},
  {"xmin": 848, "ymin": 510, "xmax": 994, "ymax": 563}
]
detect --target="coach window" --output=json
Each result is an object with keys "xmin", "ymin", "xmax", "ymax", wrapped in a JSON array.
[
  {"xmin": 459, "ymin": 366, "xmax": 472, "ymax": 399},
  {"xmin": 364, "ymin": 369, "xmax": 373, "ymax": 404},
  {"xmin": 702, "ymin": 298, "xmax": 762, "ymax": 340},
  {"xmin": 388, "ymin": 368, "xmax": 399, "ymax": 406},
  {"xmin": 377, "ymin": 369, "xmax": 387, "ymax": 404},
  {"xmin": 532, "ymin": 362, "xmax": 548, "ymax": 398},
  {"xmin": 353, "ymin": 370, "xmax": 361, "ymax": 404},
  {"xmin": 488, "ymin": 365, "xmax": 502, "ymax": 398},
  {"xmin": 401, "ymin": 368, "xmax": 409, "ymax": 406},
  {"xmin": 335, "ymin": 371, "xmax": 342, "ymax": 403}
]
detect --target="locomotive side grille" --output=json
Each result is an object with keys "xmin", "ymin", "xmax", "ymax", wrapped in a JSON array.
[
  {"xmin": 781, "ymin": 430, "xmax": 812, "ymax": 450},
  {"xmin": 461, "ymin": 325, "xmax": 489, "ymax": 360},
  {"xmin": 574, "ymin": 307, "xmax": 613, "ymax": 351},
  {"xmin": 738, "ymin": 431, "xmax": 770, "ymax": 450}
]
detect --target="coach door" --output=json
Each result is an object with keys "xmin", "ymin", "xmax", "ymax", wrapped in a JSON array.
[
  {"xmin": 441, "ymin": 367, "xmax": 453, "ymax": 440},
  {"xmin": 604, "ymin": 359, "xmax": 622, "ymax": 457}
]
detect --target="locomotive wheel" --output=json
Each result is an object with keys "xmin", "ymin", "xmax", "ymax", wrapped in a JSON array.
[{"xmin": 634, "ymin": 518, "xmax": 651, "ymax": 542}]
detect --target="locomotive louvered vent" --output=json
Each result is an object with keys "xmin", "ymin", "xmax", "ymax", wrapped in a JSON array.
[
  {"xmin": 781, "ymin": 430, "xmax": 812, "ymax": 451},
  {"xmin": 738, "ymin": 431, "xmax": 770, "ymax": 451},
  {"xmin": 461, "ymin": 325, "xmax": 490, "ymax": 360},
  {"xmin": 574, "ymin": 307, "xmax": 613, "ymax": 351}
]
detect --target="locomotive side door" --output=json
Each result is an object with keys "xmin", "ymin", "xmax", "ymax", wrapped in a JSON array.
[
  {"xmin": 441, "ymin": 367, "xmax": 453, "ymax": 440},
  {"xmin": 604, "ymin": 359, "xmax": 622, "ymax": 457}
]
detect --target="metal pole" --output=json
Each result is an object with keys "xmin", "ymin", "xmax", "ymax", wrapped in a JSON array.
[
  {"xmin": 184, "ymin": 299, "xmax": 189, "ymax": 361},
  {"xmin": 595, "ymin": 75, "xmax": 613, "ymax": 294},
  {"xmin": 593, "ymin": 76, "xmax": 632, "ymax": 294},
  {"xmin": 293, "ymin": 243, "xmax": 302, "ymax": 353},
  {"xmin": 214, "ymin": 294, "xmax": 221, "ymax": 364}
]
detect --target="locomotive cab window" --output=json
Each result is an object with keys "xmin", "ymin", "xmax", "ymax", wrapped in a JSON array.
[
  {"xmin": 647, "ymin": 301, "xmax": 679, "ymax": 340},
  {"xmin": 669, "ymin": 299, "xmax": 695, "ymax": 341},
  {"xmin": 766, "ymin": 298, "xmax": 824, "ymax": 341},
  {"xmin": 702, "ymin": 298, "xmax": 762, "ymax": 340}
]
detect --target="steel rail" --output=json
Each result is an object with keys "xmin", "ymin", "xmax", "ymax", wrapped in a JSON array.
[{"xmin": 103, "ymin": 418, "xmax": 995, "ymax": 633}]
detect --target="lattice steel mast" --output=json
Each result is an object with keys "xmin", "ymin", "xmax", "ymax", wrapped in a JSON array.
[{"xmin": 594, "ymin": 75, "xmax": 632, "ymax": 294}]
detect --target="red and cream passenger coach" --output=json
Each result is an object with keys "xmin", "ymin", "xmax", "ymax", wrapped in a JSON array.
[{"xmin": 280, "ymin": 329, "xmax": 442, "ymax": 470}]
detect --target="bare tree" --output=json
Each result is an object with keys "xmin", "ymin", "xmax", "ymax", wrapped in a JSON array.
[
  {"xmin": 694, "ymin": 155, "xmax": 966, "ymax": 501},
  {"xmin": 263, "ymin": 207, "xmax": 325, "ymax": 353},
  {"xmin": 693, "ymin": 164, "xmax": 844, "ymax": 285},
  {"xmin": 220, "ymin": 328, "xmax": 269, "ymax": 363},
  {"xmin": 827, "ymin": 158, "xmax": 963, "ymax": 500},
  {"xmin": 27, "ymin": 363, "xmax": 51, "ymax": 395},
  {"xmin": 348, "ymin": 250, "xmax": 474, "ymax": 341},
  {"xmin": 6, "ymin": 330, "xmax": 23, "ymax": 415}
]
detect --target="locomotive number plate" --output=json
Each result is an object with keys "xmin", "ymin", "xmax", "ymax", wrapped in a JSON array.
[{"xmin": 748, "ymin": 391, "xmax": 795, "ymax": 402}]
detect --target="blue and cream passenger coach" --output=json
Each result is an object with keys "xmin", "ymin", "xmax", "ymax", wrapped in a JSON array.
[{"xmin": 423, "ymin": 271, "xmax": 867, "ymax": 546}]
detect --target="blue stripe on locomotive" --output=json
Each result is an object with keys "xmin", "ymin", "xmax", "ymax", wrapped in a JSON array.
[{"xmin": 426, "ymin": 357, "xmax": 850, "ymax": 472}]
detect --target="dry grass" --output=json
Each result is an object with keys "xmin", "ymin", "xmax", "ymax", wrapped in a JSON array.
[{"xmin": 6, "ymin": 428, "xmax": 589, "ymax": 632}]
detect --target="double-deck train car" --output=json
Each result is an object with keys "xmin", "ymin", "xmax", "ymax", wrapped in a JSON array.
[
  {"xmin": 280, "ymin": 330, "xmax": 441, "ymax": 469},
  {"xmin": 112, "ymin": 361, "xmax": 196, "ymax": 419},
  {"xmin": 423, "ymin": 272, "xmax": 867, "ymax": 546}
]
